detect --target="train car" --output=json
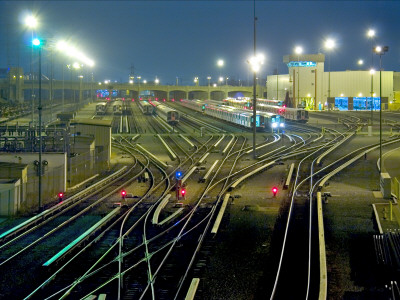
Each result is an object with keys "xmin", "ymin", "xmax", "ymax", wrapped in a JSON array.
[
  {"xmin": 96, "ymin": 102, "xmax": 107, "ymax": 115},
  {"xmin": 112, "ymin": 100, "xmax": 123, "ymax": 115},
  {"xmin": 257, "ymin": 98, "xmax": 284, "ymax": 107},
  {"xmin": 257, "ymin": 103, "xmax": 309, "ymax": 123},
  {"xmin": 180, "ymin": 99, "xmax": 207, "ymax": 112},
  {"xmin": 153, "ymin": 102, "xmax": 180, "ymax": 125},
  {"xmin": 138, "ymin": 100, "xmax": 155, "ymax": 115}
]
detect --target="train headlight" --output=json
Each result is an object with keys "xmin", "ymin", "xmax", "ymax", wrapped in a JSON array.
[
  {"xmin": 272, "ymin": 123, "xmax": 278, "ymax": 128},
  {"xmin": 280, "ymin": 123, "xmax": 285, "ymax": 127}
]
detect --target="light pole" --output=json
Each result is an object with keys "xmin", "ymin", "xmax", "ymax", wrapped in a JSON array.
[
  {"xmin": 194, "ymin": 77, "xmax": 199, "ymax": 86},
  {"xmin": 370, "ymin": 68, "xmax": 375, "ymax": 125},
  {"xmin": 33, "ymin": 37, "xmax": 44, "ymax": 211},
  {"xmin": 324, "ymin": 39, "xmax": 335, "ymax": 103},
  {"xmin": 374, "ymin": 45, "xmax": 389, "ymax": 175},
  {"xmin": 137, "ymin": 76, "xmax": 141, "ymax": 99},
  {"xmin": 207, "ymin": 76, "xmax": 211, "ymax": 86},
  {"xmin": 25, "ymin": 15, "xmax": 38, "ymax": 124},
  {"xmin": 294, "ymin": 46, "xmax": 303, "ymax": 108},
  {"xmin": 217, "ymin": 59, "xmax": 224, "ymax": 77},
  {"xmin": 367, "ymin": 29, "xmax": 376, "ymax": 124}
]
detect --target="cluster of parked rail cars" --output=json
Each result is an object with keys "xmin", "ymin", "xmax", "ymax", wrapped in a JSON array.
[
  {"xmin": 223, "ymin": 97, "xmax": 308, "ymax": 123},
  {"xmin": 152, "ymin": 101, "xmax": 180, "ymax": 125},
  {"xmin": 180, "ymin": 99, "xmax": 284, "ymax": 131}
]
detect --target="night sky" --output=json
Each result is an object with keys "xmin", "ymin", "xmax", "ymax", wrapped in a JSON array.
[{"xmin": 0, "ymin": 1, "xmax": 399, "ymax": 86}]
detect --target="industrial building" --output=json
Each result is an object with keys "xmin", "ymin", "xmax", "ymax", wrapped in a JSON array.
[{"xmin": 267, "ymin": 54, "xmax": 399, "ymax": 111}]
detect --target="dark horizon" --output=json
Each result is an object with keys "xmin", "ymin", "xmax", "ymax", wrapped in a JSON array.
[{"xmin": 0, "ymin": 1, "xmax": 399, "ymax": 85}]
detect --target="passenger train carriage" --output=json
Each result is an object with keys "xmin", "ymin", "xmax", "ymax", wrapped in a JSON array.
[
  {"xmin": 96, "ymin": 102, "xmax": 107, "ymax": 115},
  {"xmin": 180, "ymin": 99, "xmax": 284, "ymax": 131},
  {"xmin": 138, "ymin": 100, "xmax": 155, "ymax": 115},
  {"xmin": 153, "ymin": 101, "xmax": 180, "ymax": 125},
  {"xmin": 223, "ymin": 97, "xmax": 308, "ymax": 123},
  {"xmin": 112, "ymin": 100, "xmax": 123, "ymax": 115}
]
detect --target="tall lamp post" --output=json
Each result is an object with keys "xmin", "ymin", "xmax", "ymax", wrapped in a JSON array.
[
  {"xmin": 370, "ymin": 68, "xmax": 375, "ymax": 125},
  {"xmin": 367, "ymin": 29, "xmax": 376, "ymax": 125},
  {"xmin": 248, "ymin": 53, "xmax": 265, "ymax": 159},
  {"xmin": 294, "ymin": 46, "xmax": 303, "ymax": 108},
  {"xmin": 374, "ymin": 45, "xmax": 389, "ymax": 175},
  {"xmin": 324, "ymin": 39, "xmax": 335, "ymax": 103},
  {"xmin": 33, "ymin": 37, "xmax": 44, "ymax": 211},
  {"xmin": 25, "ymin": 15, "xmax": 38, "ymax": 124}
]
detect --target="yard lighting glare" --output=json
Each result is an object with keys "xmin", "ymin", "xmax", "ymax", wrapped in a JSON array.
[
  {"xmin": 25, "ymin": 15, "xmax": 38, "ymax": 28},
  {"xmin": 56, "ymin": 40, "xmax": 95, "ymax": 67},
  {"xmin": 32, "ymin": 38, "xmax": 40, "ymax": 46},
  {"xmin": 367, "ymin": 29, "xmax": 375, "ymax": 38},
  {"xmin": 294, "ymin": 46, "xmax": 303, "ymax": 55},
  {"xmin": 325, "ymin": 39, "xmax": 335, "ymax": 50},
  {"xmin": 248, "ymin": 53, "xmax": 265, "ymax": 72}
]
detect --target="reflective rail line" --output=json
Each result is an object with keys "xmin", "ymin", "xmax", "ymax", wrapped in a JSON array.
[
  {"xmin": 152, "ymin": 194, "xmax": 172, "ymax": 225},
  {"xmin": 211, "ymin": 193, "xmax": 230, "ymax": 234},
  {"xmin": 157, "ymin": 134, "xmax": 177, "ymax": 160},
  {"xmin": 284, "ymin": 163, "xmax": 295, "ymax": 190},
  {"xmin": 185, "ymin": 278, "xmax": 200, "ymax": 300},
  {"xmin": 42, "ymin": 207, "xmax": 121, "ymax": 267},
  {"xmin": 0, "ymin": 166, "xmax": 128, "ymax": 242}
]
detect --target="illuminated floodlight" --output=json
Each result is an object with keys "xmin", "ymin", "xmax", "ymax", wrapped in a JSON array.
[
  {"xmin": 294, "ymin": 46, "xmax": 303, "ymax": 55},
  {"xmin": 370, "ymin": 68, "xmax": 375, "ymax": 75},
  {"xmin": 367, "ymin": 29, "xmax": 375, "ymax": 38},
  {"xmin": 248, "ymin": 53, "xmax": 265, "ymax": 72},
  {"xmin": 219, "ymin": 76, "xmax": 223, "ymax": 82},
  {"xmin": 325, "ymin": 39, "xmax": 335, "ymax": 50},
  {"xmin": 56, "ymin": 40, "xmax": 95, "ymax": 67},
  {"xmin": 25, "ymin": 15, "xmax": 38, "ymax": 28},
  {"xmin": 72, "ymin": 62, "xmax": 81, "ymax": 69},
  {"xmin": 32, "ymin": 38, "xmax": 41, "ymax": 46},
  {"xmin": 358, "ymin": 59, "xmax": 364, "ymax": 65},
  {"xmin": 129, "ymin": 80, "xmax": 133, "ymax": 84},
  {"xmin": 217, "ymin": 59, "xmax": 224, "ymax": 67}
]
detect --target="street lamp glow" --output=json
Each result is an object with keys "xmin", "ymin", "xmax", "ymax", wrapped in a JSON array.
[
  {"xmin": 358, "ymin": 59, "xmax": 364, "ymax": 65},
  {"xmin": 207, "ymin": 76, "xmax": 211, "ymax": 80},
  {"xmin": 325, "ymin": 39, "xmax": 335, "ymax": 50},
  {"xmin": 370, "ymin": 68, "xmax": 375, "ymax": 75},
  {"xmin": 294, "ymin": 46, "xmax": 303, "ymax": 55},
  {"xmin": 25, "ymin": 15, "xmax": 38, "ymax": 28},
  {"xmin": 367, "ymin": 29, "xmax": 375, "ymax": 38},
  {"xmin": 375, "ymin": 46, "xmax": 382, "ymax": 53},
  {"xmin": 248, "ymin": 53, "xmax": 265, "ymax": 73},
  {"xmin": 219, "ymin": 76, "xmax": 223, "ymax": 82},
  {"xmin": 217, "ymin": 59, "xmax": 224, "ymax": 67},
  {"xmin": 143, "ymin": 80, "xmax": 147, "ymax": 84},
  {"xmin": 129, "ymin": 80, "xmax": 133, "ymax": 84},
  {"xmin": 72, "ymin": 62, "xmax": 81, "ymax": 69},
  {"xmin": 32, "ymin": 38, "xmax": 41, "ymax": 46},
  {"xmin": 155, "ymin": 78, "xmax": 159, "ymax": 85}
]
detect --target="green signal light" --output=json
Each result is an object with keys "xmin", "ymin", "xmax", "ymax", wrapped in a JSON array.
[{"xmin": 32, "ymin": 38, "xmax": 41, "ymax": 46}]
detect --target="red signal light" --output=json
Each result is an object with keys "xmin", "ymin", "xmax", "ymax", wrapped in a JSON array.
[
  {"xmin": 272, "ymin": 187, "xmax": 278, "ymax": 196},
  {"xmin": 58, "ymin": 192, "xmax": 64, "ymax": 198},
  {"xmin": 121, "ymin": 190, "xmax": 127, "ymax": 198},
  {"xmin": 181, "ymin": 189, "xmax": 186, "ymax": 196},
  {"xmin": 132, "ymin": 98, "xmax": 134, "ymax": 101}
]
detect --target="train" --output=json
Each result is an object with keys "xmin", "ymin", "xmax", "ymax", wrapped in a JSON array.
[
  {"xmin": 224, "ymin": 97, "xmax": 308, "ymax": 123},
  {"xmin": 257, "ymin": 104, "xmax": 309, "ymax": 123},
  {"xmin": 180, "ymin": 99, "xmax": 285, "ymax": 131},
  {"xmin": 223, "ymin": 97, "xmax": 284, "ymax": 108},
  {"xmin": 152, "ymin": 101, "xmax": 180, "ymax": 125},
  {"xmin": 112, "ymin": 100, "xmax": 123, "ymax": 115},
  {"xmin": 138, "ymin": 100, "xmax": 155, "ymax": 115},
  {"xmin": 96, "ymin": 102, "xmax": 107, "ymax": 115}
]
